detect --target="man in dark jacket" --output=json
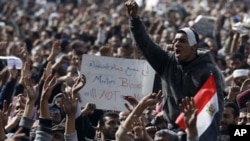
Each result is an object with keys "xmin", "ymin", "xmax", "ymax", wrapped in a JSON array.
[{"xmin": 125, "ymin": 1, "xmax": 225, "ymax": 141}]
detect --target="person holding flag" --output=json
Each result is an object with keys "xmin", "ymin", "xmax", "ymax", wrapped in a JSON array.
[
  {"xmin": 125, "ymin": 0, "xmax": 225, "ymax": 141},
  {"xmin": 176, "ymin": 74, "xmax": 222, "ymax": 140}
]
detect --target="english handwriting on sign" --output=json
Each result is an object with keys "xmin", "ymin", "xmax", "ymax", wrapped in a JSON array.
[
  {"xmin": 84, "ymin": 88, "xmax": 97, "ymax": 98},
  {"xmin": 99, "ymin": 90, "xmax": 120, "ymax": 101},
  {"xmin": 119, "ymin": 77, "xmax": 142, "ymax": 89},
  {"xmin": 93, "ymin": 75, "xmax": 115, "ymax": 87}
]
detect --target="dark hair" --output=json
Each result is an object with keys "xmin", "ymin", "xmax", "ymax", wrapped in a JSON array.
[
  {"xmin": 216, "ymin": 57, "xmax": 227, "ymax": 67},
  {"xmin": 31, "ymin": 31, "xmax": 40, "ymax": 39},
  {"xmin": 60, "ymin": 39, "xmax": 70, "ymax": 52},
  {"xmin": 99, "ymin": 112, "xmax": 119, "ymax": 127},
  {"xmin": 155, "ymin": 129, "xmax": 179, "ymax": 141},
  {"xmin": 70, "ymin": 40, "xmax": 84, "ymax": 49},
  {"xmin": 229, "ymin": 52, "xmax": 245, "ymax": 61},
  {"xmin": 224, "ymin": 102, "xmax": 240, "ymax": 118}
]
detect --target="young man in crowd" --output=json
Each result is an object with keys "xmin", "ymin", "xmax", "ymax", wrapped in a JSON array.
[{"xmin": 125, "ymin": 0, "xmax": 225, "ymax": 141}]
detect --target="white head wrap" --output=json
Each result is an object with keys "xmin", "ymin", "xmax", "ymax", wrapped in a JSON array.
[
  {"xmin": 233, "ymin": 69, "xmax": 249, "ymax": 78},
  {"xmin": 180, "ymin": 27, "xmax": 197, "ymax": 46}
]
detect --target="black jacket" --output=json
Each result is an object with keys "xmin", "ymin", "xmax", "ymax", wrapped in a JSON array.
[{"xmin": 130, "ymin": 17, "xmax": 225, "ymax": 141}]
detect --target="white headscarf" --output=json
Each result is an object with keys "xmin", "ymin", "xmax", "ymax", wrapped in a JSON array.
[{"xmin": 180, "ymin": 27, "xmax": 197, "ymax": 46}]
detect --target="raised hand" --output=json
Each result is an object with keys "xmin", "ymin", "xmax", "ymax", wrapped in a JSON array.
[
  {"xmin": 47, "ymin": 40, "xmax": 61, "ymax": 63},
  {"xmin": 18, "ymin": 47, "xmax": 29, "ymax": 63},
  {"xmin": 20, "ymin": 62, "xmax": 31, "ymax": 84},
  {"xmin": 124, "ymin": 96, "xmax": 138, "ymax": 108},
  {"xmin": 62, "ymin": 92, "xmax": 78, "ymax": 117},
  {"xmin": 52, "ymin": 55, "xmax": 71, "ymax": 71},
  {"xmin": 123, "ymin": 95, "xmax": 138, "ymax": 111},
  {"xmin": 40, "ymin": 73, "xmax": 57, "ymax": 119},
  {"xmin": 41, "ymin": 74, "xmax": 57, "ymax": 101},
  {"xmin": 82, "ymin": 103, "xmax": 96, "ymax": 116},
  {"xmin": 72, "ymin": 74, "xmax": 87, "ymax": 94},
  {"xmin": 72, "ymin": 74, "xmax": 87, "ymax": 102},
  {"xmin": 125, "ymin": 0, "xmax": 139, "ymax": 19},
  {"xmin": 51, "ymin": 40, "xmax": 61, "ymax": 56},
  {"xmin": 23, "ymin": 76, "xmax": 38, "ymax": 102},
  {"xmin": 179, "ymin": 97, "xmax": 197, "ymax": 136},
  {"xmin": 41, "ymin": 61, "xmax": 53, "ymax": 81},
  {"xmin": 140, "ymin": 90, "xmax": 162, "ymax": 108}
]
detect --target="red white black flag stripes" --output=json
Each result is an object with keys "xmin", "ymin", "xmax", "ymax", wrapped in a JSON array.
[{"xmin": 175, "ymin": 74, "xmax": 219, "ymax": 137}]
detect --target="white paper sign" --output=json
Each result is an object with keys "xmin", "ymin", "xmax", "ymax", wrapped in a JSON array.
[
  {"xmin": 0, "ymin": 56, "xmax": 23, "ymax": 69},
  {"xmin": 80, "ymin": 55, "xmax": 155, "ymax": 111},
  {"xmin": 192, "ymin": 15, "xmax": 216, "ymax": 36},
  {"xmin": 145, "ymin": 0, "xmax": 159, "ymax": 11}
]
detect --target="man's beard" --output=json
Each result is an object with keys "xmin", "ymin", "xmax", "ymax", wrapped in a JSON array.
[{"xmin": 219, "ymin": 122, "xmax": 232, "ymax": 135}]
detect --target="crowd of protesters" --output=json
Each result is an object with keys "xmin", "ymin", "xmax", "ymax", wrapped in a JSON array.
[{"xmin": 0, "ymin": 0, "xmax": 249, "ymax": 141}]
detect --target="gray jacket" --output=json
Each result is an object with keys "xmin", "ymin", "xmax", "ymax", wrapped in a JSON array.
[{"xmin": 130, "ymin": 17, "xmax": 224, "ymax": 141}]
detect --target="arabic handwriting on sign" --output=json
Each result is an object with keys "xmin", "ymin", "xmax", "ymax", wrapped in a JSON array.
[
  {"xmin": 111, "ymin": 64, "xmax": 123, "ymax": 71},
  {"xmin": 88, "ymin": 60, "xmax": 147, "ymax": 77},
  {"xmin": 89, "ymin": 61, "xmax": 123, "ymax": 72},
  {"xmin": 93, "ymin": 75, "xmax": 115, "ymax": 87},
  {"xmin": 125, "ymin": 66, "xmax": 139, "ymax": 76}
]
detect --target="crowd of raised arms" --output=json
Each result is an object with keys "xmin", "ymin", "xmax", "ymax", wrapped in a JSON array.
[{"xmin": 0, "ymin": 0, "xmax": 249, "ymax": 141}]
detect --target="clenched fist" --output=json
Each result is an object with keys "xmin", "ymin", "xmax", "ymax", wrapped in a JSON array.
[{"xmin": 125, "ymin": 0, "xmax": 139, "ymax": 19}]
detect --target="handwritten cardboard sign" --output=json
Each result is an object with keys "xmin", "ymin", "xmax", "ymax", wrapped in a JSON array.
[{"xmin": 80, "ymin": 55, "xmax": 156, "ymax": 111}]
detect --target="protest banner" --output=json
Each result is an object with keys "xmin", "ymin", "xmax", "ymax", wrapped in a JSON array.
[{"xmin": 80, "ymin": 55, "xmax": 155, "ymax": 111}]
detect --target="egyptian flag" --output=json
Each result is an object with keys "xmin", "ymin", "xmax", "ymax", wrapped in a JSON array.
[{"xmin": 175, "ymin": 74, "xmax": 219, "ymax": 140}]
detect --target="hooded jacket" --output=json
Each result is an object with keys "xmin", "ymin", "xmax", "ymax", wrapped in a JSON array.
[{"xmin": 130, "ymin": 17, "xmax": 224, "ymax": 141}]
